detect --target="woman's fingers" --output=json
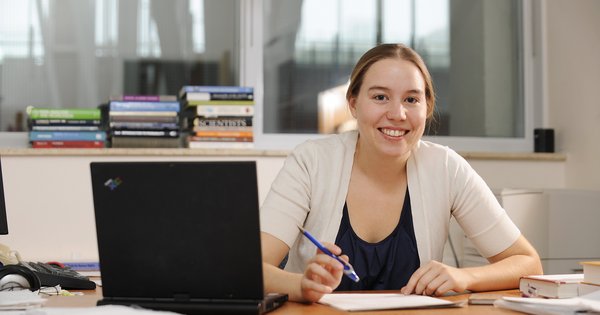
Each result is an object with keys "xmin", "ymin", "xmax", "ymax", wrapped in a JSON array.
[
  {"xmin": 300, "ymin": 241, "xmax": 347, "ymax": 302},
  {"xmin": 305, "ymin": 259, "xmax": 339, "ymax": 284},
  {"xmin": 401, "ymin": 261, "xmax": 470, "ymax": 296}
]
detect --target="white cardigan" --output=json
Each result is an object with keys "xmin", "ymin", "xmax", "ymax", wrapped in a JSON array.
[{"xmin": 260, "ymin": 131, "xmax": 520, "ymax": 273}]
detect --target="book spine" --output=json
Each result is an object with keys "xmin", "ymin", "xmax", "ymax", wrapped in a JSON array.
[
  {"xmin": 110, "ymin": 95, "xmax": 177, "ymax": 102},
  {"xmin": 189, "ymin": 136, "xmax": 254, "ymax": 142},
  {"xmin": 109, "ymin": 122, "xmax": 179, "ymax": 130},
  {"xmin": 519, "ymin": 277, "xmax": 580, "ymax": 298},
  {"xmin": 111, "ymin": 137, "xmax": 181, "ymax": 148},
  {"xmin": 31, "ymin": 141, "xmax": 105, "ymax": 148},
  {"xmin": 112, "ymin": 129, "xmax": 180, "ymax": 138},
  {"xmin": 186, "ymin": 100, "xmax": 254, "ymax": 106},
  {"xmin": 62, "ymin": 262, "xmax": 100, "ymax": 271},
  {"xmin": 108, "ymin": 111, "xmax": 178, "ymax": 117},
  {"xmin": 29, "ymin": 131, "xmax": 107, "ymax": 141},
  {"xmin": 30, "ymin": 119, "xmax": 101, "ymax": 126},
  {"xmin": 108, "ymin": 115, "xmax": 179, "ymax": 123},
  {"xmin": 582, "ymin": 263, "xmax": 600, "ymax": 286},
  {"xmin": 27, "ymin": 107, "xmax": 101, "ymax": 120},
  {"xmin": 109, "ymin": 101, "xmax": 181, "ymax": 112},
  {"xmin": 193, "ymin": 117, "xmax": 253, "ymax": 127},
  {"xmin": 195, "ymin": 105, "xmax": 254, "ymax": 117},
  {"xmin": 31, "ymin": 125, "xmax": 101, "ymax": 131},
  {"xmin": 185, "ymin": 92, "xmax": 254, "ymax": 101},
  {"xmin": 180, "ymin": 85, "xmax": 254, "ymax": 94},
  {"xmin": 194, "ymin": 130, "xmax": 253, "ymax": 138},
  {"xmin": 192, "ymin": 126, "xmax": 253, "ymax": 132}
]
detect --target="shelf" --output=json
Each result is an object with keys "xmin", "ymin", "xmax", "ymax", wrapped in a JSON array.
[{"xmin": 0, "ymin": 147, "xmax": 566, "ymax": 161}]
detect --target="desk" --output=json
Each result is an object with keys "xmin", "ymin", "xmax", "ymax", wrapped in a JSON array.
[{"xmin": 44, "ymin": 288, "xmax": 523, "ymax": 314}]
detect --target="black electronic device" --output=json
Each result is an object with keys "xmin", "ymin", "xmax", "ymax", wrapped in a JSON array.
[
  {"xmin": 534, "ymin": 128, "xmax": 555, "ymax": 153},
  {"xmin": 19, "ymin": 261, "xmax": 96, "ymax": 290},
  {"xmin": 0, "ymin": 264, "xmax": 41, "ymax": 291},
  {"xmin": 90, "ymin": 161, "xmax": 287, "ymax": 314},
  {"xmin": 0, "ymin": 157, "xmax": 9, "ymax": 235}
]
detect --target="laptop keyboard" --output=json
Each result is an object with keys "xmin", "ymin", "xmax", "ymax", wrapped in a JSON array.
[{"xmin": 19, "ymin": 261, "xmax": 97, "ymax": 290}]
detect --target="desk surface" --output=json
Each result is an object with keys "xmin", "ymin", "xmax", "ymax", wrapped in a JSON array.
[{"xmin": 44, "ymin": 288, "xmax": 523, "ymax": 314}]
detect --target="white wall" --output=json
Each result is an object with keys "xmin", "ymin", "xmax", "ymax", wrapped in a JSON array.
[
  {"xmin": 469, "ymin": 159, "xmax": 566, "ymax": 189},
  {"xmin": 0, "ymin": 154, "xmax": 564, "ymax": 262},
  {"xmin": 546, "ymin": 0, "xmax": 600, "ymax": 189}
]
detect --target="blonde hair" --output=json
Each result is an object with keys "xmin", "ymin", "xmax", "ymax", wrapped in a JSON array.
[{"xmin": 346, "ymin": 43, "xmax": 436, "ymax": 119}]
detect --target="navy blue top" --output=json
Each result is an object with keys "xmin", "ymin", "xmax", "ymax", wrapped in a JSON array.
[{"xmin": 335, "ymin": 189, "xmax": 420, "ymax": 291}]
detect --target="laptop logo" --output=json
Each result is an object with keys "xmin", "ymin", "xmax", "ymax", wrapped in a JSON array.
[{"xmin": 104, "ymin": 177, "xmax": 122, "ymax": 190}]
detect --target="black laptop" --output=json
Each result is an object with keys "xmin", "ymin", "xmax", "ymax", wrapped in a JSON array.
[{"xmin": 90, "ymin": 161, "xmax": 287, "ymax": 315}]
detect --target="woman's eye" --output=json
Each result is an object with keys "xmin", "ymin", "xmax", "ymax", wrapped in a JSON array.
[
  {"xmin": 405, "ymin": 97, "xmax": 419, "ymax": 104},
  {"xmin": 373, "ymin": 94, "xmax": 387, "ymax": 101}
]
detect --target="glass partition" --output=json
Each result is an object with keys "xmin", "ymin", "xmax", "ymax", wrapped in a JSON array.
[
  {"xmin": 0, "ymin": 0, "xmax": 239, "ymax": 131},
  {"xmin": 262, "ymin": 0, "xmax": 523, "ymax": 138}
]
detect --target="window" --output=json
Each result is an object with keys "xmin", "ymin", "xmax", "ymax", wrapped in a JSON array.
[
  {"xmin": 251, "ymin": 0, "xmax": 536, "ymax": 151},
  {"xmin": 1, "ymin": 0, "xmax": 540, "ymax": 152},
  {"xmin": 0, "ymin": 0, "xmax": 238, "ymax": 133},
  {"xmin": 0, "ymin": 0, "xmax": 46, "ymax": 60}
]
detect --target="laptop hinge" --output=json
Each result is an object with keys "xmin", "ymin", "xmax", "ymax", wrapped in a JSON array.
[{"xmin": 173, "ymin": 293, "xmax": 191, "ymax": 302}]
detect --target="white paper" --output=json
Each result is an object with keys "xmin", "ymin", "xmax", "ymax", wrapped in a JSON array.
[
  {"xmin": 495, "ymin": 289, "xmax": 600, "ymax": 314},
  {"xmin": 22, "ymin": 305, "xmax": 182, "ymax": 315},
  {"xmin": 318, "ymin": 293, "xmax": 463, "ymax": 311},
  {"xmin": 0, "ymin": 290, "xmax": 46, "ymax": 310},
  {"xmin": 76, "ymin": 271, "xmax": 101, "ymax": 278},
  {"xmin": 494, "ymin": 299, "xmax": 581, "ymax": 315}
]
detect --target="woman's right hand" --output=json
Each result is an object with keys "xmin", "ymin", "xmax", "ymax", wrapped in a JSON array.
[{"xmin": 300, "ymin": 242, "xmax": 347, "ymax": 302}]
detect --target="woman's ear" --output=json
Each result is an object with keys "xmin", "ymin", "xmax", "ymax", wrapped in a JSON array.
[{"xmin": 348, "ymin": 97, "xmax": 358, "ymax": 119}]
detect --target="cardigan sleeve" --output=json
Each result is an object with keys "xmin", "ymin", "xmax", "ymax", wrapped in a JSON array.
[
  {"xmin": 448, "ymin": 150, "xmax": 521, "ymax": 258},
  {"xmin": 259, "ymin": 132, "xmax": 356, "ymax": 273},
  {"xmin": 259, "ymin": 141, "xmax": 314, "ymax": 247}
]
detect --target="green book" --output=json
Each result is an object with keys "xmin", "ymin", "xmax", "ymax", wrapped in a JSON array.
[{"xmin": 27, "ymin": 106, "xmax": 102, "ymax": 120}]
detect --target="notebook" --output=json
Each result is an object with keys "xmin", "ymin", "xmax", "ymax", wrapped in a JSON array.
[{"xmin": 90, "ymin": 161, "xmax": 287, "ymax": 315}]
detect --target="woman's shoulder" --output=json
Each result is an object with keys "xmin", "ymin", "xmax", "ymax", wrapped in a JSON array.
[
  {"xmin": 293, "ymin": 131, "xmax": 357, "ymax": 156},
  {"xmin": 415, "ymin": 140, "xmax": 455, "ymax": 155},
  {"xmin": 413, "ymin": 140, "xmax": 467, "ymax": 166}
]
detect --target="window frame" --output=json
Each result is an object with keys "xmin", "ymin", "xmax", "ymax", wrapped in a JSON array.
[
  {"xmin": 242, "ymin": 0, "xmax": 544, "ymax": 152},
  {"xmin": 0, "ymin": 0, "xmax": 545, "ymax": 151}
]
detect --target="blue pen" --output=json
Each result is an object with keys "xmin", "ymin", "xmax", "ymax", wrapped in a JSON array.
[{"xmin": 297, "ymin": 225, "xmax": 360, "ymax": 283}]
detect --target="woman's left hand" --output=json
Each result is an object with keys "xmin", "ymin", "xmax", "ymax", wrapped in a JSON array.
[{"xmin": 400, "ymin": 260, "xmax": 474, "ymax": 296}]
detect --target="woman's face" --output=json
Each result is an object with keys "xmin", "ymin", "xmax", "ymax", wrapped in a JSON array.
[{"xmin": 349, "ymin": 57, "xmax": 427, "ymax": 159}]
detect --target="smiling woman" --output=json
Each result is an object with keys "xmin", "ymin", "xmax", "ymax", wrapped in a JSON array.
[{"xmin": 259, "ymin": 43, "xmax": 542, "ymax": 303}]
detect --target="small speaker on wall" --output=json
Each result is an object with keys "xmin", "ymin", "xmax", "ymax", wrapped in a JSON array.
[{"xmin": 534, "ymin": 128, "xmax": 555, "ymax": 153}]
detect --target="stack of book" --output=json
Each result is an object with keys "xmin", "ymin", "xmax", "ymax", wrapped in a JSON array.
[
  {"xmin": 108, "ymin": 95, "xmax": 181, "ymax": 148},
  {"xmin": 179, "ymin": 86, "xmax": 254, "ymax": 149},
  {"xmin": 580, "ymin": 261, "xmax": 600, "ymax": 295},
  {"xmin": 499, "ymin": 264, "xmax": 600, "ymax": 314},
  {"xmin": 518, "ymin": 262, "xmax": 600, "ymax": 299},
  {"xmin": 519, "ymin": 274, "xmax": 584, "ymax": 298},
  {"xmin": 26, "ymin": 106, "xmax": 105, "ymax": 148}
]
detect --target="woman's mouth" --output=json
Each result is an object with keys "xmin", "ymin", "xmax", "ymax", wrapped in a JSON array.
[{"xmin": 380, "ymin": 128, "xmax": 408, "ymax": 137}]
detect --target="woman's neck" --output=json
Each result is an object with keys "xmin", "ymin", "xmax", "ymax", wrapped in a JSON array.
[{"xmin": 354, "ymin": 138, "xmax": 410, "ymax": 181}]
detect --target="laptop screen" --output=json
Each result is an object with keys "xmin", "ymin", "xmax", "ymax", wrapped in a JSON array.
[{"xmin": 90, "ymin": 161, "xmax": 264, "ymax": 302}]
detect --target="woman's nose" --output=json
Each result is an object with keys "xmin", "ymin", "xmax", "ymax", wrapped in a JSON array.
[{"xmin": 386, "ymin": 101, "xmax": 407, "ymax": 120}]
